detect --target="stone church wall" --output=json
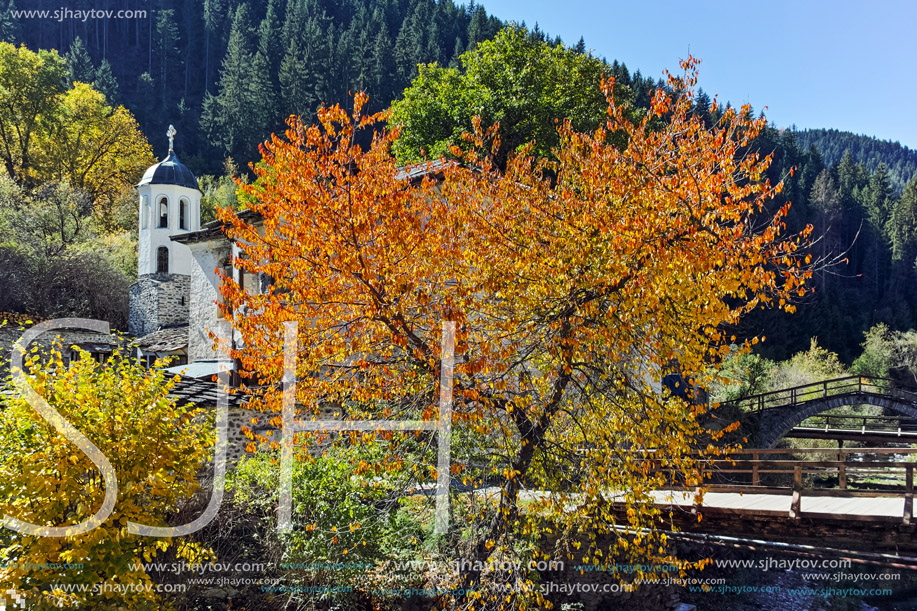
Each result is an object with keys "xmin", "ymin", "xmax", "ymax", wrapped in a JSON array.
[
  {"xmin": 128, "ymin": 273, "xmax": 191, "ymax": 337},
  {"xmin": 188, "ymin": 240, "xmax": 231, "ymax": 362}
]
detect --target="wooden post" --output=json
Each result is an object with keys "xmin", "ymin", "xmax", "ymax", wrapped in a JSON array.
[
  {"xmin": 790, "ymin": 465, "xmax": 802, "ymax": 519},
  {"xmin": 838, "ymin": 447, "xmax": 846, "ymax": 490},
  {"xmin": 905, "ymin": 465, "xmax": 913, "ymax": 526},
  {"xmin": 752, "ymin": 452, "xmax": 760, "ymax": 487}
]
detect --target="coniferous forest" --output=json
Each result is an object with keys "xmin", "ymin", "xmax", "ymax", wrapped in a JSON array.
[
  {"xmin": 1, "ymin": 0, "xmax": 509, "ymax": 169},
  {"xmin": 0, "ymin": 0, "xmax": 915, "ymax": 365}
]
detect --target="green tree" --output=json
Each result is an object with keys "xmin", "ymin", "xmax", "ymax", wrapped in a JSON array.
[
  {"xmin": 0, "ymin": 43, "xmax": 67, "ymax": 185},
  {"xmin": 390, "ymin": 26, "xmax": 626, "ymax": 166},
  {"xmin": 0, "ymin": 178, "xmax": 91, "ymax": 258},
  {"xmin": 768, "ymin": 338, "xmax": 847, "ymax": 391},
  {"xmin": 35, "ymin": 83, "xmax": 154, "ymax": 210},
  {"xmin": 393, "ymin": 2, "xmax": 427, "ymax": 83},
  {"xmin": 203, "ymin": 0, "xmax": 229, "ymax": 91},
  {"xmin": 889, "ymin": 175, "xmax": 917, "ymax": 264},
  {"xmin": 64, "ymin": 36, "xmax": 94, "ymax": 86},
  {"xmin": 93, "ymin": 59, "xmax": 119, "ymax": 104},
  {"xmin": 369, "ymin": 21, "xmax": 396, "ymax": 103},
  {"xmin": 850, "ymin": 323, "xmax": 896, "ymax": 378},
  {"xmin": 200, "ymin": 4, "xmax": 270, "ymax": 166},
  {"xmin": 0, "ymin": 0, "xmax": 19, "ymax": 42},
  {"xmin": 257, "ymin": 0, "xmax": 284, "ymax": 70},
  {"xmin": 155, "ymin": 9, "xmax": 181, "ymax": 108},
  {"xmin": 864, "ymin": 161, "xmax": 894, "ymax": 232},
  {"xmin": 278, "ymin": 39, "xmax": 311, "ymax": 118},
  {"xmin": 133, "ymin": 72, "xmax": 155, "ymax": 132}
]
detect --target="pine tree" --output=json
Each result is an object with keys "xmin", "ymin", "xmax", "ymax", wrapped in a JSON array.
[
  {"xmin": 200, "ymin": 3, "xmax": 263, "ymax": 164},
  {"xmin": 466, "ymin": 6, "xmax": 488, "ymax": 50},
  {"xmin": 425, "ymin": 17, "xmax": 443, "ymax": 67},
  {"xmin": 155, "ymin": 9, "xmax": 182, "ymax": 108},
  {"xmin": 301, "ymin": 15, "xmax": 334, "ymax": 114},
  {"xmin": 134, "ymin": 72, "xmax": 155, "ymax": 132},
  {"xmin": 249, "ymin": 50, "xmax": 278, "ymax": 138},
  {"xmin": 66, "ymin": 36, "xmax": 95, "ymax": 86},
  {"xmin": 279, "ymin": 39, "xmax": 312, "ymax": 119},
  {"xmin": 449, "ymin": 36, "xmax": 464, "ymax": 68},
  {"xmin": 865, "ymin": 162, "xmax": 894, "ymax": 232},
  {"xmin": 203, "ymin": 0, "xmax": 229, "ymax": 92},
  {"xmin": 335, "ymin": 23, "xmax": 360, "ymax": 101},
  {"xmin": 0, "ymin": 0, "xmax": 20, "ymax": 42},
  {"xmin": 369, "ymin": 21, "xmax": 395, "ymax": 103},
  {"xmin": 258, "ymin": 0, "xmax": 284, "ymax": 69},
  {"xmin": 693, "ymin": 88, "xmax": 712, "ymax": 127},
  {"xmin": 889, "ymin": 175, "xmax": 917, "ymax": 263},
  {"xmin": 836, "ymin": 150, "xmax": 866, "ymax": 209},
  {"xmin": 94, "ymin": 59, "xmax": 119, "ymax": 104},
  {"xmin": 394, "ymin": 5, "xmax": 426, "ymax": 84}
]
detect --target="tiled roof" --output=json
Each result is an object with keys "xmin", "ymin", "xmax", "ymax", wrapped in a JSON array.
[
  {"xmin": 169, "ymin": 374, "xmax": 247, "ymax": 408},
  {"xmin": 133, "ymin": 325, "xmax": 188, "ymax": 352}
]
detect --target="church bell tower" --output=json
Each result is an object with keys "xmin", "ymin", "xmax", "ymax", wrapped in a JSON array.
[{"xmin": 129, "ymin": 126, "xmax": 202, "ymax": 337}]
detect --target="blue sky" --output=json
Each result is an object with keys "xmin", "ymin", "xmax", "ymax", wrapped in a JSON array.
[{"xmin": 479, "ymin": 0, "xmax": 917, "ymax": 149}]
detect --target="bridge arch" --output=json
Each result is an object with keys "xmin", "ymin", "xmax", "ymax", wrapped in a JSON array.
[{"xmin": 755, "ymin": 392, "xmax": 917, "ymax": 448}]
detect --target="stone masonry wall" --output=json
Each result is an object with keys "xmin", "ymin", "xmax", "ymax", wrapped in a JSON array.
[
  {"xmin": 188, "ymin": 240, "xmax": 230, "ymax": 362},
  {"xmin": 128, "ymin": 273, "xmax": 190, "ymax": 337}
]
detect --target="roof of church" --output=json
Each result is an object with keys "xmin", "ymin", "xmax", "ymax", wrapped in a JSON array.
[
  {"xmin": 138, "ymin": 151, "xmax": 199, "ymax": 191},
  {"xmin": 132, "ymin": 325, "xmax": 188, "ymax": 353}
]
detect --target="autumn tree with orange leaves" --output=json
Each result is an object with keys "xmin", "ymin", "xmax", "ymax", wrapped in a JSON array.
[{"xmin": 218, "ymin": 58, "xmax": 812, "ymax": 607}]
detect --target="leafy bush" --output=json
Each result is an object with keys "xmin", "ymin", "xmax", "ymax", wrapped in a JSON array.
[
  {"xmin": 0, "ymin": 345, "xmax": 213, "ymax": 609},
  {"xmin": 218, "ymin": 441, "xmax": 435, "ymax": 609}
]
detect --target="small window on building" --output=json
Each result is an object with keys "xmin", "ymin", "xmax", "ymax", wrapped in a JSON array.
[
  {"xmin": 158, "ymin": 197, "xmax": 169, "ymax": 228},
  {"xmin": 179, "ymin": 199, "xmax": 188, "ymax": 230},
  {"xmin": 157, "ymin": 246, "xmax": 169, "ymax": 273},
  {"xmin": 141, "ymin": 195, "xmax": 149, "ymax": 229}
]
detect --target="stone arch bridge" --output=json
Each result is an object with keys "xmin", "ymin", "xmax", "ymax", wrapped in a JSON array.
[{"xmin": 724, "ymin": 376, "xmax": 917, "ymax": 448}]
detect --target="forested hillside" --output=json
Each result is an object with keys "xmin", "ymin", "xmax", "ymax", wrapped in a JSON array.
[
  {"xmin": 739, "ymin": 133, "xmax": 917, "ymax": 363},
  {"xmin": 0, "ymin": 0, "xmax": 671, "ymax": 176},
  {"xmin": 2, "ymin": 1, "xmax": 917, "ymax": 365},
  {"xmin": 793, "ymin": 128, "xmax": 917, "ymax": 194},
  {"xmin": 1, "ymin": 0, "xmax": 510, "ymax": 172}
]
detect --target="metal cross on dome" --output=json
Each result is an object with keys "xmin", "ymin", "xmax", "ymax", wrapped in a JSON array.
[{"xmin": 167, "ymin": 125, "xmax": 176, "ymax": 152}]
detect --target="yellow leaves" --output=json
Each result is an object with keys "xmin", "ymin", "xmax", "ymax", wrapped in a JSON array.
[{"xmin": 0, "ymin": 346, "xmax": 212, "ymax": 606}]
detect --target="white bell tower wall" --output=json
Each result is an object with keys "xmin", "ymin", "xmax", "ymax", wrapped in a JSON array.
[{"xmin": 137, "ymin": 183, "xmax": 202, "ymax": 276}]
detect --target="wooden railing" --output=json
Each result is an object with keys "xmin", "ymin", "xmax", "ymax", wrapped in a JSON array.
[
  {"xmin": 673, "ymin": 447, "xmax": 917, "ymax": 523},
  {"xmin": 724, "ymin": 375, "xmax": 917, "ymax": 412},
  {"xmin": 797, "ymin": 413, "xmax": 917, "ymax": 434}
]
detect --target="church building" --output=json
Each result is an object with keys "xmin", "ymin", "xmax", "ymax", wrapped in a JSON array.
[{"xmin": 130, "ymin": 126, "xmax": 248, "ymax": 380}]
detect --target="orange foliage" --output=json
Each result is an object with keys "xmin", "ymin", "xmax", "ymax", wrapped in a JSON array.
[{"xmin": 218, "ymin": 58, "xmax": 812, "ymax": 605}]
